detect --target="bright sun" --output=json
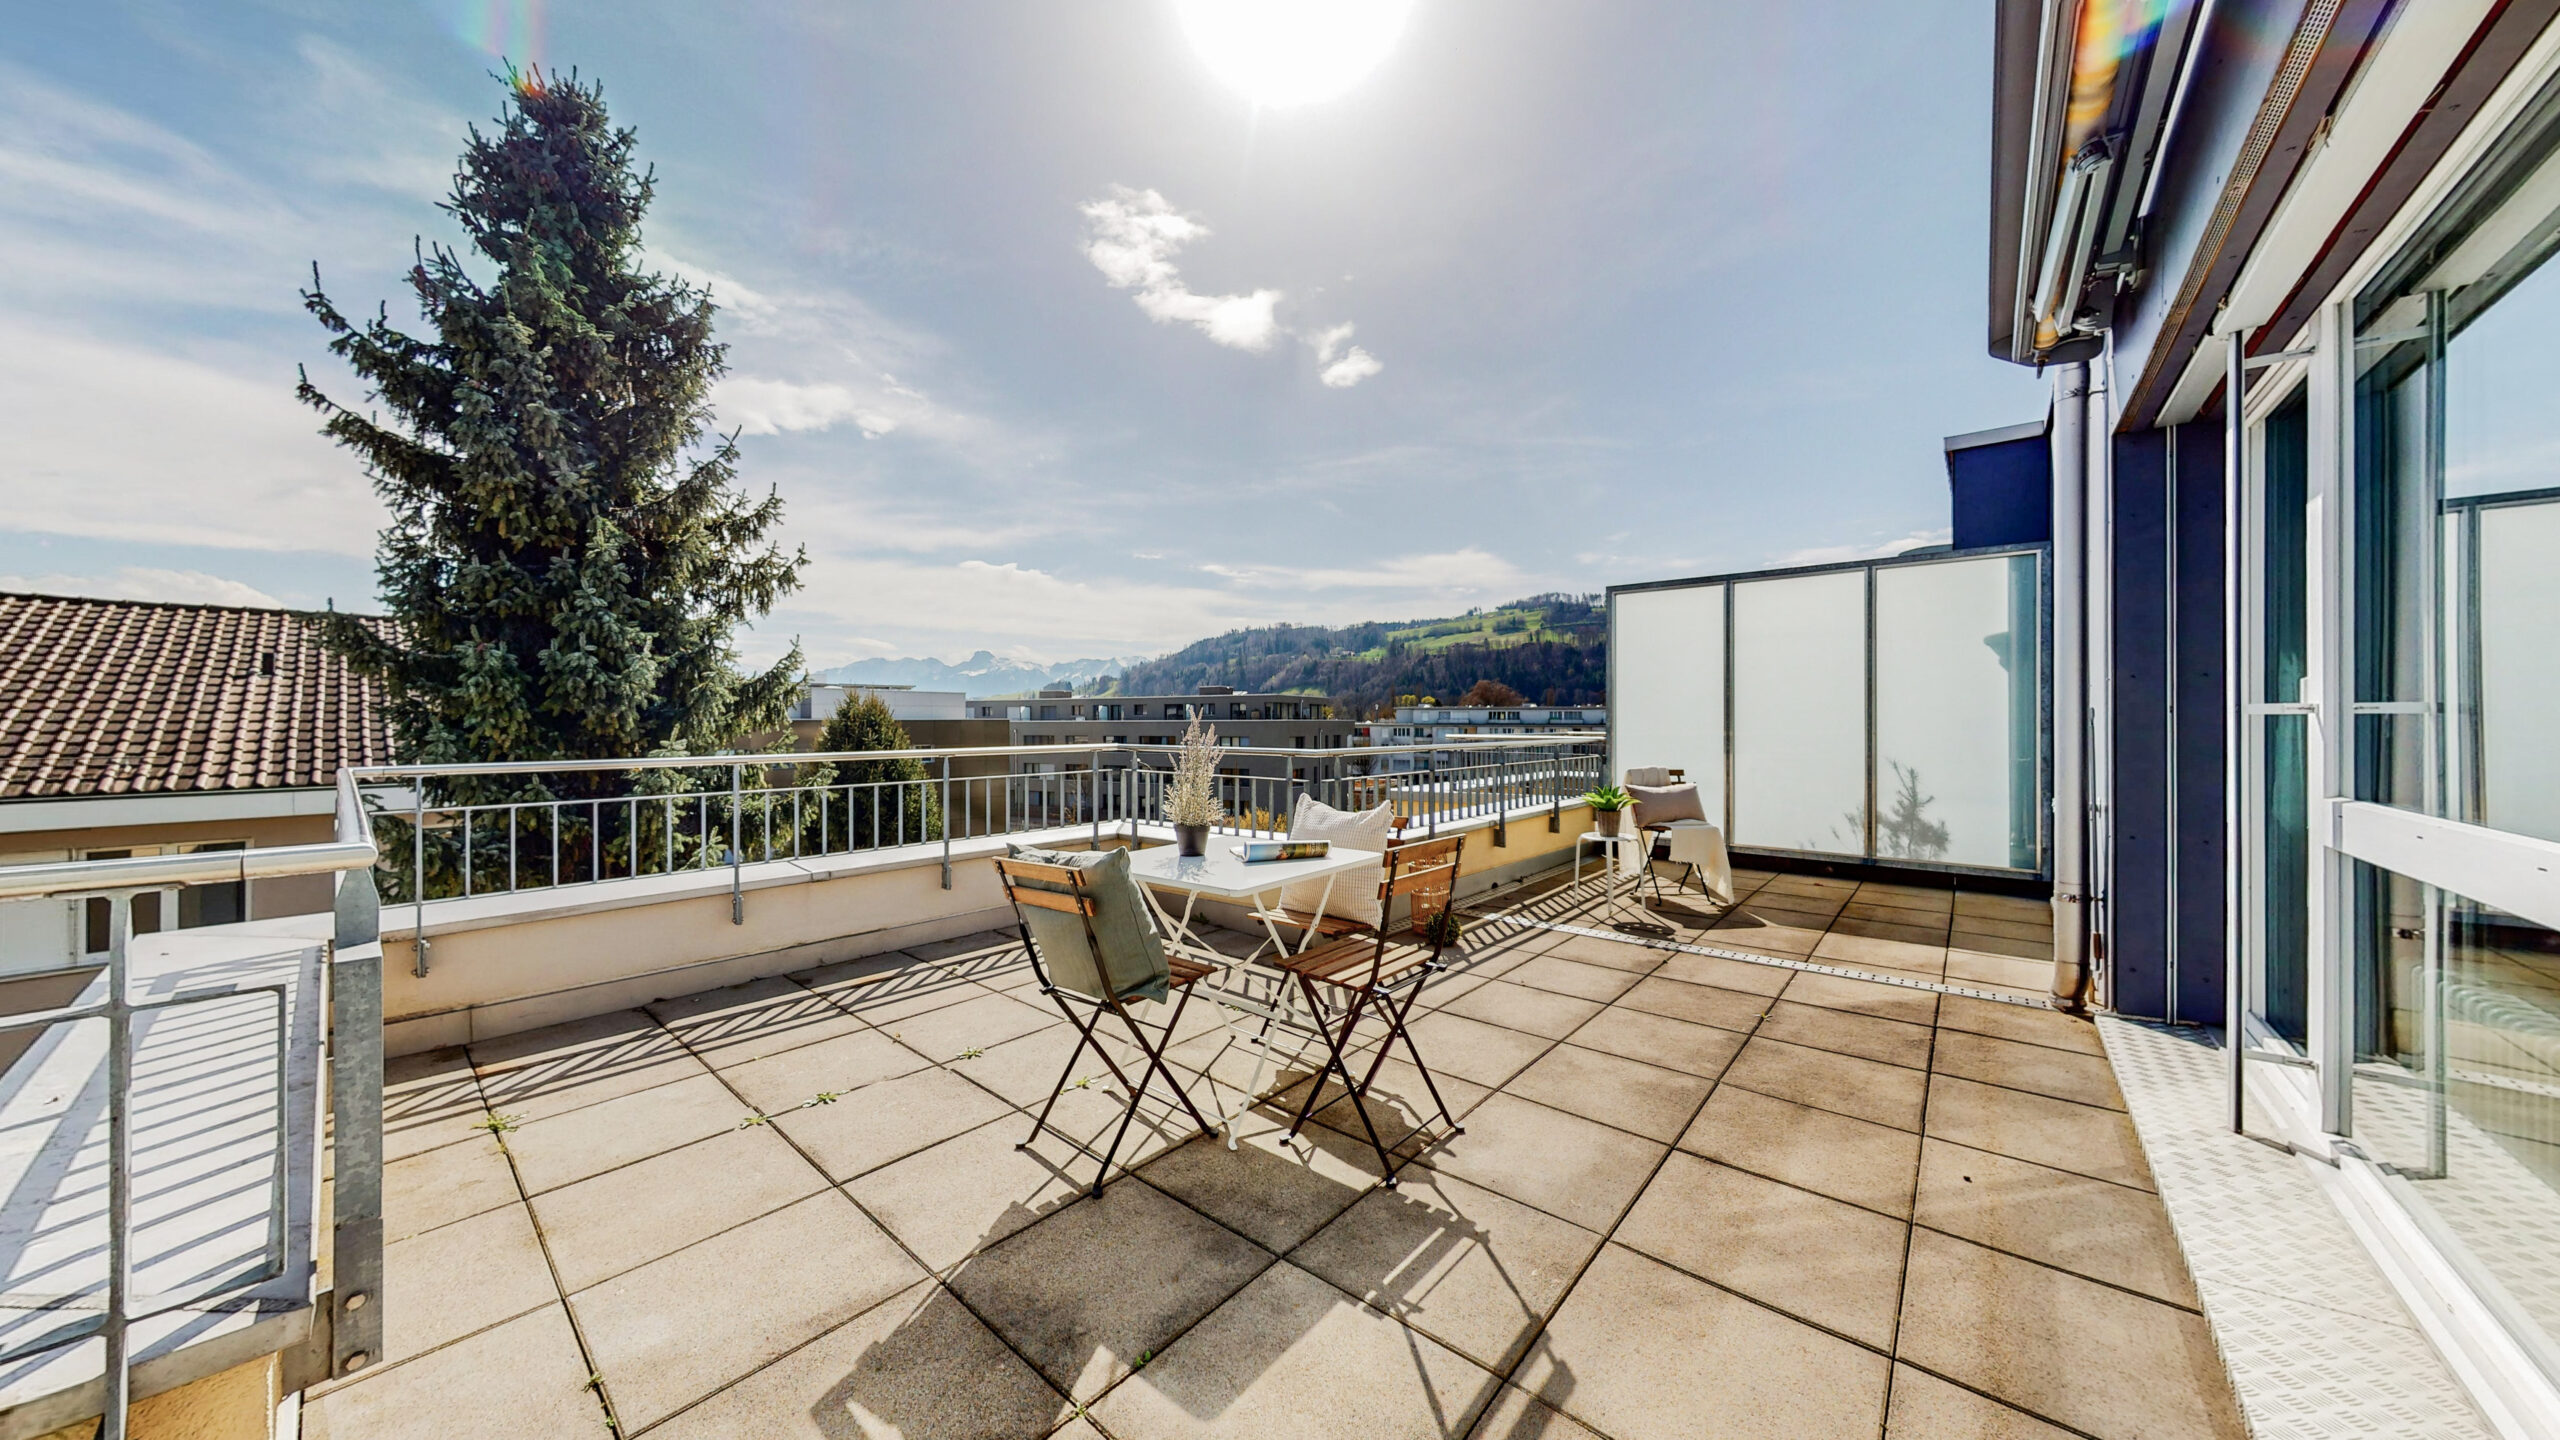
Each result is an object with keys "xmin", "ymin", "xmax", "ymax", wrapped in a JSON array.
[{"xmin": 1176, "ymin": 0, "xmax": 1417, "ymax": 109}]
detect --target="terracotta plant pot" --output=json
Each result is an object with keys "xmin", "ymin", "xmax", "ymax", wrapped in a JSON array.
[
  {"xmin": 1594, "ymin": 810, "xmax": 1622, "ymax": 837},
  {"xmin": 1175, "ymin": 823, "xmax": 1209, "ymax": 857}
]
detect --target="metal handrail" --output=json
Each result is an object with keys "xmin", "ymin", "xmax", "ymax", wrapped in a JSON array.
[{"xmin": 0, "ymin": 836, "xmax": 377, "ymax": 1440}]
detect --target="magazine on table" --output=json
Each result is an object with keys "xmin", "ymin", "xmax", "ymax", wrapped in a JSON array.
[{"xmin": 1231, "ymin": 840, "xmax": 1330, "ymax": 863}]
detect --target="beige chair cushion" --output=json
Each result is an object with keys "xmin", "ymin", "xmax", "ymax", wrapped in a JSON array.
[
  {"xmin": 1628, "ymin": 782, "xmax": 1708, "ymax": 829},
  {"xmin": 1281, "ymin": 794, "xmax": 1394, "ymax": 929}
]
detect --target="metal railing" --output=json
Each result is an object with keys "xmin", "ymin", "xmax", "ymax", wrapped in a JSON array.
[
  {"xmin": 0, "ymin": 835, "xmax": 378, "ymax": 1440},
  {"xmin": 342, "ymin": 735, "xmax": 1603, "ymax": 969}
]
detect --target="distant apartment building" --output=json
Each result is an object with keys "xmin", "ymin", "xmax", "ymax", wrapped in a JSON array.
[
  {"xmin": 970, "ymin": 686, "xmax": 1354, "ymax": 782},
  {"xmin": 1358, "ymin": 702, "xmax": 1605, "ymax": 772}
]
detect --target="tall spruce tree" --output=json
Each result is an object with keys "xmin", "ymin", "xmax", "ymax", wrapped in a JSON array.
[{"xmin": 300, "ymin": 68, "xmax": 803, "ymax": 800}]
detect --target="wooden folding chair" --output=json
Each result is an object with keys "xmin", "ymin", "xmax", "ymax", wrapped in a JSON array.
[
  {"xmin": 996, "ymin": 857, "xmax": 1219, "ymax": 1195},
  {"xmin": 1268, "ymin": 833, "xmax": 1466, "ymax": 1185}
]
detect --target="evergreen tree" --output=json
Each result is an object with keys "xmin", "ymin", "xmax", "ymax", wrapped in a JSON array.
[
  {"xmin": 810, "ymin": 693, "xmax": 939, "ymax": 847},
  {"xmin": 299, "ymin": 67, "xmax": 803, "ymax": 803}
]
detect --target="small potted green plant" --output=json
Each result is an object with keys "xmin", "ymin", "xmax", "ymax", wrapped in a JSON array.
[
  {"xmin": 1166, "ymin": 717, "xmax": 1226, "ymax": 856},
  {"xmin": 1584, "ymin": 784, "xmax": 1633, "ymax": 837}
]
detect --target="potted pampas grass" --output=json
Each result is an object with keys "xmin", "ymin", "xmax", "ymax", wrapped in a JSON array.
[{"xmin": 1167, "ymin": 717, "xmax": 1226, "ymax": 857}]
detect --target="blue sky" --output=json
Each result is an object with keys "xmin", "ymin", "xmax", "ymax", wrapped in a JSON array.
[{"xmin": 0, "ymin": 1, "xmax": 2045, "ymax": 666}]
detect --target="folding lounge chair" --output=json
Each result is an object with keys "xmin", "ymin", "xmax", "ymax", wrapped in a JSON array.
[
  {"xmin": 1269, "ymin": 834, "xmax": 1467, "ymax": 1185},
  {"xmin": 996, "ymin": 852, "xmax": 1220, "ymax": 1194}
]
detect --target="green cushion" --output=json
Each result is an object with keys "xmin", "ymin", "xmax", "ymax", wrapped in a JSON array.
[{"xmin": 1005, "ymin": 844, "xmax": 1170, "ymax": 1004}]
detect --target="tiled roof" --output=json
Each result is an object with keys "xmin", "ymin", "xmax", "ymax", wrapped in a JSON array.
[{"xmin": 0, "ymin": 592, "xmax": 395, "ymax": 801}]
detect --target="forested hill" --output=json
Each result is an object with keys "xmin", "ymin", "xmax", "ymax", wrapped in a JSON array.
[{"xmin": 1109, "ymin": 594, "xmax": 1605, "ymax": 718}]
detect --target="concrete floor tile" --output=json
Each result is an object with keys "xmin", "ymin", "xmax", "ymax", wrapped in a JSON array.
[
  {"xmin": 1534, "ymin": 931, "xmax": 1669, "ymax": 974},
  {"xmin": 648, "ymin": 976, "xmax": 869, "ymax": 1065},
  {"xmin": 1415, "ymin": 967, "xmax": 1499, "ymax": 1009},
  {"xmin": 1725, "ymin": 1035, "xmax": 1929, "ymax": 1132},
  {"xmin": 1564, "ymin": 1008, "xmax": 1745, "ymax": 1079},
  {"xmin": 1935, "ymin": 996, "xmax": 2103, "ymax": 1056},
  {"xmin": 378, "ymin": 1201, "xmax": 555, "ymax": 1365},
  {"xmin": 1616, "ymin": 975, "xmax": 1772, "ymax": 1033},
  {"xmin": 1400, "ymin": 1009, "xmax": 1557, "ymax": 1088},
  {"xmin": 575, "ymin": 1191, "xmax": 927, "ymax": 1431},
  {"xmin": 1294, "ymin": 1167, "xmax": 1603, "ymax": 1372},
  {"xmin": 872, "ymin": 988, "xmax": 1059, "ymax": 1062},
  {"xmin": 1850, "ymin": 882, "xmax": 1955, "ymax": 911},
  {"xmin": 1755, "ymin": 999, "xmax": 1933, "ymax": 1069},
  {"xmin": 1782, "ymin": 970, "xmax": 1941, "ymax": 1028},
  {"xmin": 948, "ymin": 1018, "xmax": 1110, "ymax": 1108},
  {"xmin": 902, "ymin": 928, "xmax": 1025, "ymax": 966},
  {"xmin": 473, "ymin": 1035, "xmax": 706, "ymax": 1127},
  {"xmin": 1915, "ymin": 1140, "xmax": 2197, "ymax": 1307},
  {"xmin": 1681, "ymin": 1086, "xmax": 1920, "ymax": 1218},
  {"xmin": 1517, "ymin": 1244, "xmax": 1889, "ymax": 1440},
  {"xmin": 808, "ymin": 961, "xmax": 1001, "ymax": 1024},
  {"xmin": 381, "ymin": 1052, "xmax": 494, "ymax": 1163},
  {"xmin": 1931, "ymin": 1029, "xmax": 2125, "ymax": 1110},
  {"xmin": 717, "ymin": 1025, "xmax": 930, "ymax": 1115},
  {"xmin": 1947, "ymin": 941, "xmax": 2056, "ymax": 979},
  {"xmin": 382, "ymin": 1135, "xmax": 518, "ymax": 1242},
  {"xmin": 304, "ymin": 1304, "xmax": 600, "ymax": 1440},
  {"xmin": 1303, "ymin": 1052, "xmax": 1489, "ymax": 1155},
  {"xmin": 503, "ymin": 1071, "xmax": 749, "ymax": 1194},
  {"xmin": 1615, "ymin": 1154, "xmax": 1908, "ymax": 1349},
  {"xmin": 1442, "ymin": 981, "xmax": 1605, "ymax": 1040},
  {"xmin": 1466, "ymin": 1384, "xmax": 1605, "ymax": 1440},
  {"xmin": 1947, "ymin": 914, "xmax": 2053, "ymax": 943},
  {"xmin": 771, "ymin": 1063, "xmax": 1016, "ymax": 1181},
  {"xmin": 1141, "ymin": 1109, "xmax": 1383, "ymax": 1252},
  {"xmin": 1505, "ymin": 1044, "xmax": 1714, "ymax": 1142},
  {"xmin": 1811, "ymin": 931, "xmax": 1951, "ymax": 975},
  {"xmin": 533, "ymin": 1125, "xmax": 825, "ymax": 1291},
  {"xmin": 1419, "ymin": 1093, "xmax": 1667, "ymax": 1232},
  {"xmin": 1951, "ymin": 893, "xmax": 2052, "ymax": 926},
  {"xmin": 1651, "ymin": 950, "xmax": 1794, "ymax": 996},
  {"xmin": 645, "ymin": 1279, "xmax": 1072, "ymax": 1439},
  {"xmin": 1925, "ymin": 1074, "xmax": 2154, "ymax": 1191},
  {"xmin": 1502, "ymin": 955, "xmax": 1643, "ymax": 1004},
  {"xmin": 1841, "ymin": 900, "xmax": 1952, "ymax": 929},
  {"xmin": 949, "ymin": 1178, "xmax": 1272, "ymax": 1401},
  {"xmin": 1089, "ymin": 1261, "xmax": 1500, "ymax": 1440},
  {"xmin": 844, "ymin": 1118, "xmax": 1093, "ymax": 1271},
  {"xmin": 1703, "ymin": 915, "xmax": 1826, "ymax": 957},
  {"xmin": 1829, "ymin": 914, "xmax": 1949, "ymax": 943},
  {"xmin": 1897, "ymin": 1229, "xmax": 2243, "ymax": 1440},
  {"xmin": 1884, "ymin": 1364, "xmax": 2079, "ymax": 1439}
]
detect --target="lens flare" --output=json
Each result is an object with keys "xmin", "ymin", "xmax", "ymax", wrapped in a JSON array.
[{"xmin": 441, "ymin": 0, "xmax": 544, "ymax": 65}]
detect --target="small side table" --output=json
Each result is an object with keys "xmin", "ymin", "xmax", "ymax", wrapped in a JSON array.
[{"xmin": 1571, "ymin": 830, "xmax": 1644, "ymax": 916}]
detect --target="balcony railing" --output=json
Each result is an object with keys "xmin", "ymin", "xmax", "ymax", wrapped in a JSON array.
[{"xmin": 341, "ymin": 735, "xmax": 1605, "ymax": 912}]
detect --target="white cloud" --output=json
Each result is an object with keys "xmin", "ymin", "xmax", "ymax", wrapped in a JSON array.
[
  {"xmin": 0, "ymin": 316, "xmax": 382, "ymax": 555},
  {"xmin": 1771, "ymin": 529, "xmax": 1950, "ymax": 567},
  {"xmin": 716, "ymin": 375, "xmax": 904, "ymax": 438},
  {"xmin": 0, "ymin": 566, "xmax": 284, "ymax": 609},
  {"xmin": 1314, "ymin": 323, "xmax": 1383, "ymax": 388},
  {"xmin": 1081, "ymin": 186, "xmax": 1283, "ymax": 351}
]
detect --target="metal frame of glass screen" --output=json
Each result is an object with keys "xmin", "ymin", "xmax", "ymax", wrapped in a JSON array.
[{"xmin": 1606, "ymin": 543, "xmax": 2051, "ymax": 881}]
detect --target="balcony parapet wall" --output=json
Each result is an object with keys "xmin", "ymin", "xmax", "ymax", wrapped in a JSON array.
[{"xmin": 379, "ymin": 803, "xmax": 1593, "ymax": 1057}]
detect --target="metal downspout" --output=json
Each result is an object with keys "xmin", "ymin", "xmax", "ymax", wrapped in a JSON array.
[{"xmin": 2051, "ymin": 360, "xmax": 2093, "ymax": 1009}]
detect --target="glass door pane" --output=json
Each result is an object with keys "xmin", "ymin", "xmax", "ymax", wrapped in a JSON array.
[{"xmin": 2261, "ymin": 393, "xmax": 2312, "ymax": 1044}]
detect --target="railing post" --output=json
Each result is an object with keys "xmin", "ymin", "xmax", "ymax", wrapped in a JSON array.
[
  {"xmin": 328, "ymin": 872, "xmax": 384, "ymax": 1383},
  {"xmin": 940, "ymin": 757, "xmax": 953, "ymax": 889},
  {"xmin": 1090, "ymin": 751, "xmax": 1101, "ymax": 849},
  {"xmin": 1494, "ymin": 751, "xmax": 1510, "ymax": 847},
  {"xmin": 729, "ymin": 762, "xmax": 744, "ymax": 925},
  {"xmin": 1551, "ymin": 744, "xmax": 1564, "ymax": 832},
  {"xmin": 100, "ymin": 892, "xmax": 132, "ymax": 1440},
  {"xmin": 411, "ymin": 785, "xmax": 428, "ymax": 978}
]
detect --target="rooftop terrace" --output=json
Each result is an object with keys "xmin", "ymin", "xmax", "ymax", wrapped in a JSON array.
[{"xmin": 304, "ymin": 867, "xmax": 2247, "ymax": 1440}]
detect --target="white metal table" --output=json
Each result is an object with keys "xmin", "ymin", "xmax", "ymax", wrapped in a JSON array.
[
  {"xmin": 1125, "ymin": 842, "xmax": 1383, "ymax": 1146},
  {"xmin": 1572, "ymin": 829, "xmax": 1645, "ymax": 918}
]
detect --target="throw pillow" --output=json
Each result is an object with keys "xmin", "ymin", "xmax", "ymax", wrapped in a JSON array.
[
  {"xmin": 1280, "ymin": 793, "xmax": 1395, "ymax": 930},
  {"xmin": 1005, "ymin": 843, "xmax": 1168, "ymax": 1003},
  {"xmin": 1627, "ymin": 782, "xmax": 1708, "ymax": 829}
]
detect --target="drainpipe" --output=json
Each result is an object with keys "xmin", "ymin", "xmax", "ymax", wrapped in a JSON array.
[{"xmin": 2051, "ymin": 361, "xmax": 2092, "ymax": 1009}]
